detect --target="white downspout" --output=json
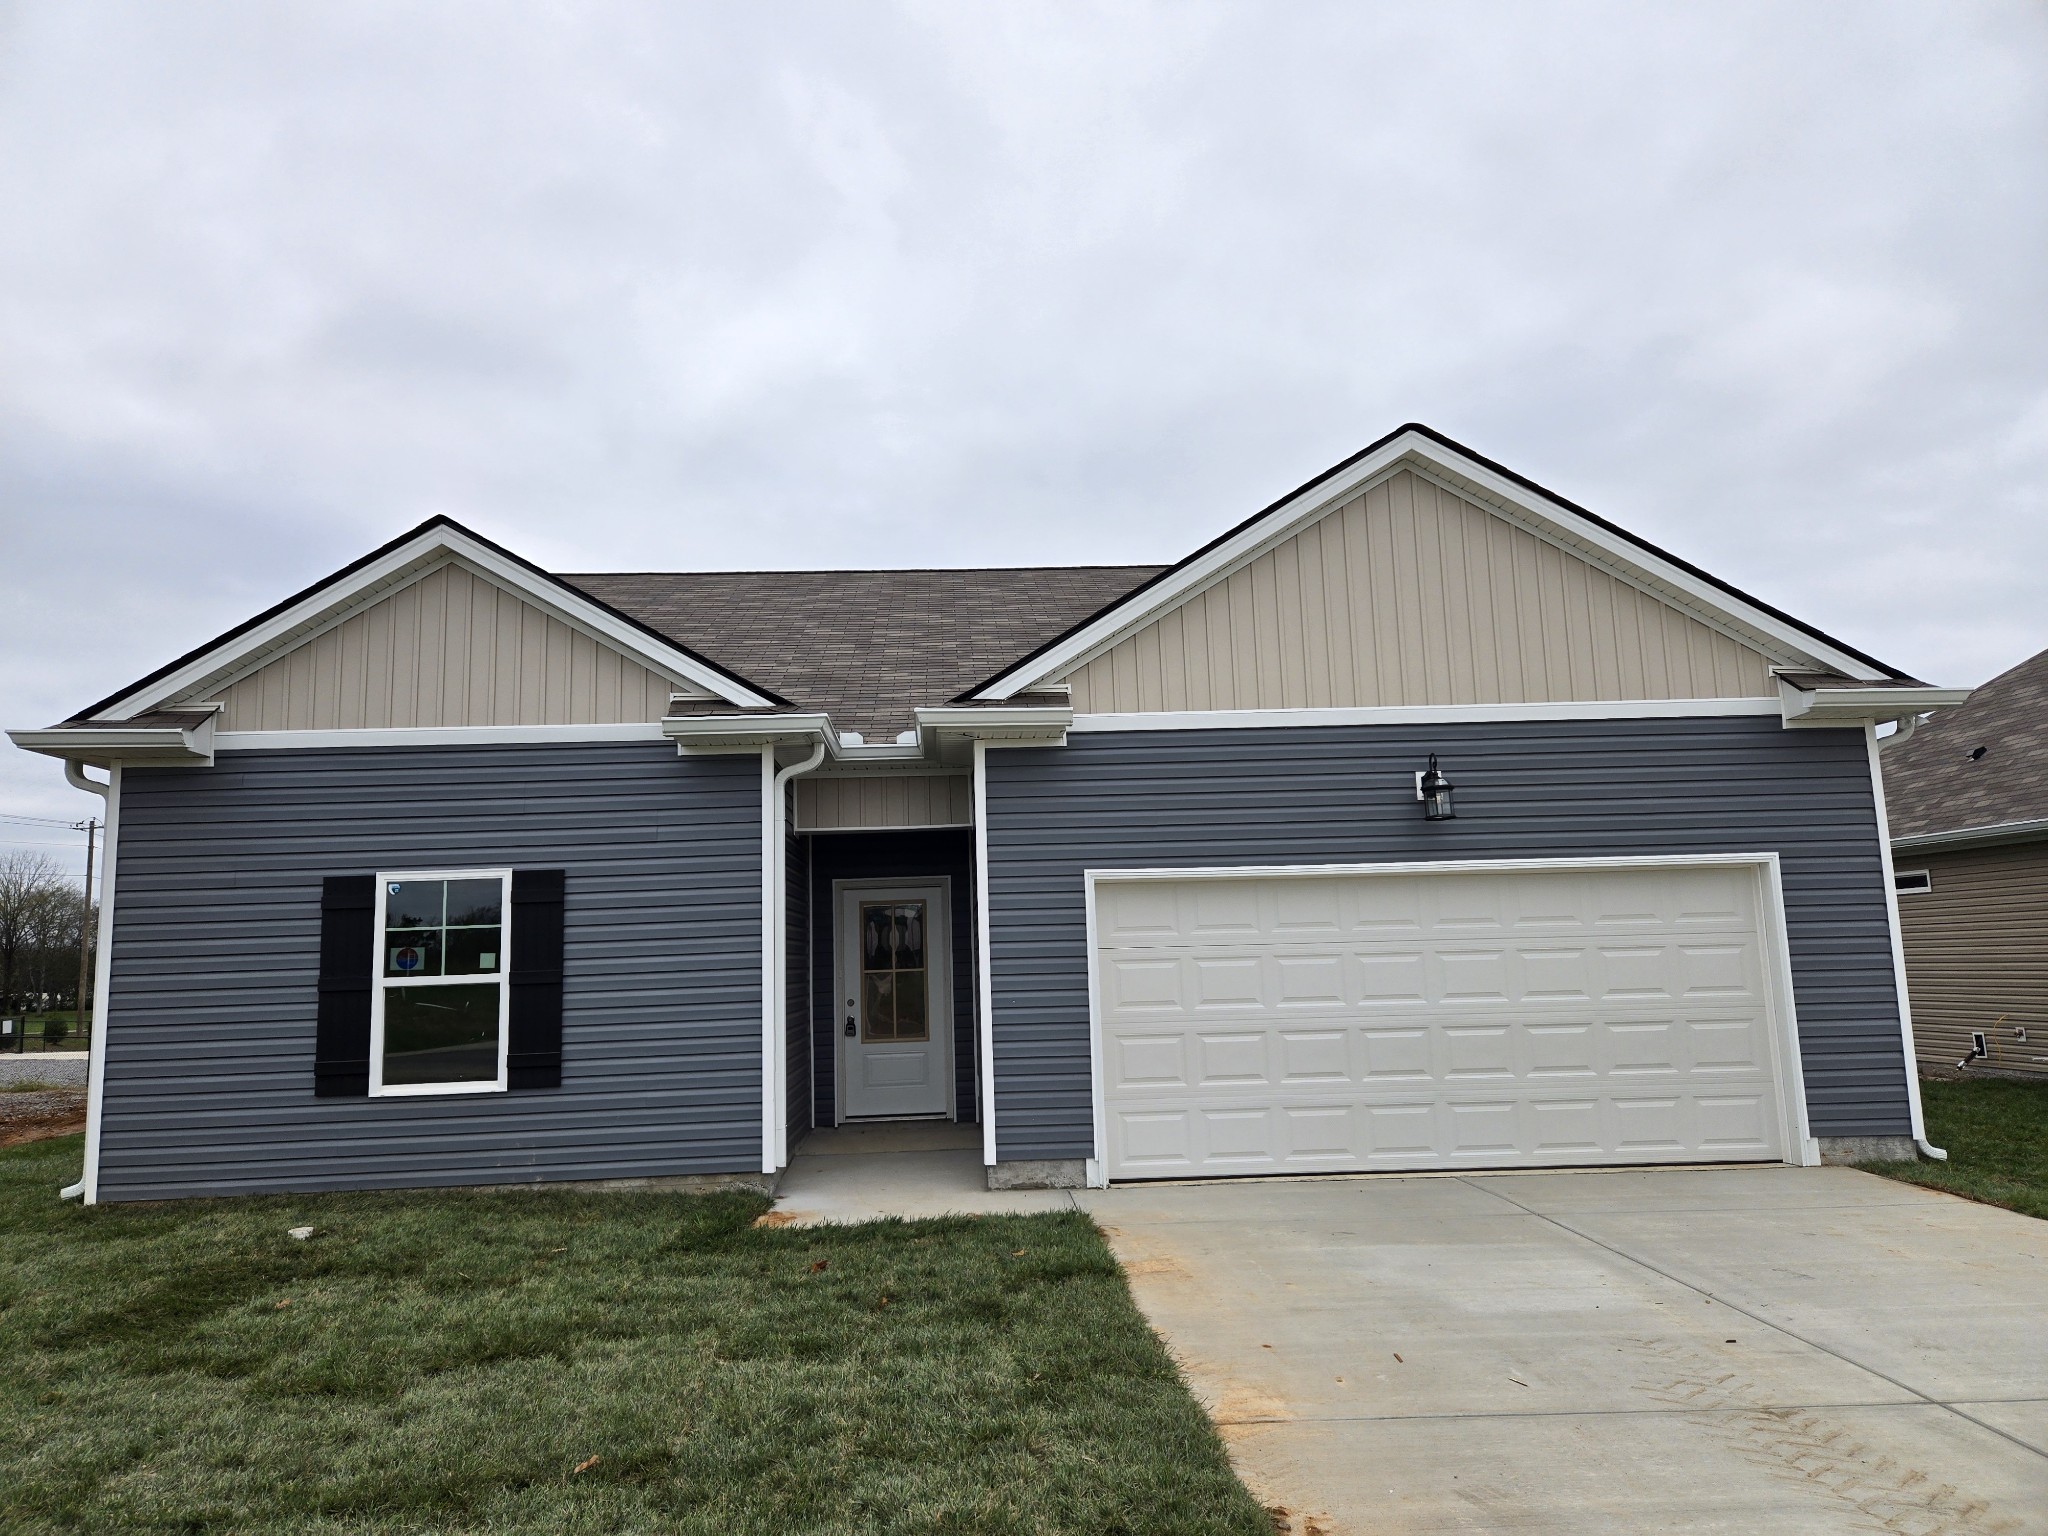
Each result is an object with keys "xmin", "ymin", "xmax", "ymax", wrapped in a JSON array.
[
  {"xmin": 60, "ymin": 760, "xmax": 119, "ymax": 1202},
  {"xmin": 1877, "ymin": 713, "xmax": 1922, "ymax": 751},
  {"xmin": 765, "ymin": 741, "xmax": 826, "ymax": 1173},
  {"xmin": 972, "ymin": 739, "xmax": 997, "ymax": 1169},
  {"xmin": 1865, "ymin": 723, "xmax": 1946, "ymax": 1161}
]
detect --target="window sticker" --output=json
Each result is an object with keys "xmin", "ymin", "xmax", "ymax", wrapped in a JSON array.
[{"xmin": 389, "ymin": 945, "xmax": 428, "ymax": 974}]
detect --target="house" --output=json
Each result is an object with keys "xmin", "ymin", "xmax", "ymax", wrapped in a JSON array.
[
  {"xmin": 1882, "ymin": 644, "xmax": 2048, "ymax": 1078},
  {"xmin": 10, "ymin": 424, "xmax": 1970, "ymax": 1204}
]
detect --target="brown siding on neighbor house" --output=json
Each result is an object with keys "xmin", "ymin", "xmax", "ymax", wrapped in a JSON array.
[
  {"xmin": 796, "ymin": 774, "xmax": 972, "ymax": 831},
  {"xmin": 1897, "ymin": 841, "xmax": 2048, "ymax": 1077},
  {"xmin": 1063, "ymin": 469, "xmax": 1778, "ymax": 713},
  {"xmin": 212, "ymin": 561, "xmax": 695, "ymax": 730}
]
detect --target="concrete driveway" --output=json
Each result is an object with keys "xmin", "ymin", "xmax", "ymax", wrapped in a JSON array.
[{"xmin": 1077, "ymin": 1166, "xmax": 2048, "ymax": 1535}]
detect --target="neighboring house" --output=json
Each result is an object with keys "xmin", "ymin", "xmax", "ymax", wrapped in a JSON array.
[
  {"xmin": 1883, "ymin": 645, "xmax": 2048, "ymax": 1078},
  {"xmin": 9, "ymin": 424, "xmax": 1969, "ymax": 1204}
]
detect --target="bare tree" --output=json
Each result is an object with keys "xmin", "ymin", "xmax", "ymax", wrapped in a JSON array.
[{"xmin": 0, "ymin": 851, "xmax": 85, "ymax": 1016}]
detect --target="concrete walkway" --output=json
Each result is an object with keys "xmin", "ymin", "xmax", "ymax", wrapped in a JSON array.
[
  {"xmin": 771, "ymin": 1122, "xmax": 1076, "ymax": 1224},
  {"xmin": 1077, "ymin": 1166, "xmax": 2048, "ymax": 1535}
]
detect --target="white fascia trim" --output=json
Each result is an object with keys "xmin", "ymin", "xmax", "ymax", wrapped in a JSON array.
[
  {"xmin": 95, "ymin": 529, "xmax": 779, "ymax": 719},
  {"xmin": 1779, "ymin": 681, "xmax": 1972, "ymax": 725},
  {"xmin": 1865, "ymin": 725, "xmax": 1943, "ymax": 1160},
  {"xmin": 972, "ymin": 740, "xmax": 996, "ymax": 1167},
  {"xmin": 1891, "ymin": 816, "xmax": 2048, "ymax": 854},
  {"xmin": 10, "ymin": 718, "xmax": 215, "ymax": 766},
  {"xmin": 1070, "ymin": 698, "xmax": 1782, "ymax": 733},
  {"xmin": 976, "ymin": 431, "xmax": 1890, "ymax": 698},
  {"xmin": 215, "ymin": 722, "xmax": 670, "ymax": 751},
  {"xmin": 1081, "ymin": 852, "xmax": 1816, "ymax": 1175}
]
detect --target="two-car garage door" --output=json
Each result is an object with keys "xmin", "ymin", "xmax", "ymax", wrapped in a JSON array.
[{"xmin": 1094, "ymin": 862, "xmax": 1796, "ymax": 1180}]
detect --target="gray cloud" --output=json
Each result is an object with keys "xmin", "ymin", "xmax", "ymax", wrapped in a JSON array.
[{"xmin": 3, "ymin": 0, "xmax": 2044, "ymax": 853}]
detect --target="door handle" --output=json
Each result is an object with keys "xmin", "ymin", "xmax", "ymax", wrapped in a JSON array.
[{"xmin": 844, "ymin": 1017, "xmax": 856, "ymax": 1037}]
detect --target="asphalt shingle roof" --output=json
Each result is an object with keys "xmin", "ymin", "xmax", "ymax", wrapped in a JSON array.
[
  {"xmin": 1884, "ymin": 645, "xmax": 2048, "ymax": 840},
  {"xmin": 561, "ymin": 566, "xmax": 1164, "ymax": 740}
]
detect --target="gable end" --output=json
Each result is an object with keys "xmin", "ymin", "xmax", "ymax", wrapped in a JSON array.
[
  {"xmin": 199, "ymin": 560, "xmax": 709, "ymax": 731},
  {"xmin": 1061, "ymin": 468, "xmax": 1779, "ymax": 713}
]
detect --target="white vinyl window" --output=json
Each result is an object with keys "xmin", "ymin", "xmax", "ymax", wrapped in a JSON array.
[
  {"xmin": 1894, "ymin": 869, "xmax": 1932, "ymax": 895},
  {"xmin": 370, "ymin": 869, "xmax": 512, "ymax": 1096}
]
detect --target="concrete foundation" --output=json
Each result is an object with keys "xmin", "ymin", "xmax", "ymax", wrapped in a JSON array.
[
  {"xmin": 474, "ymin": 1170, "xmax": 780, "ymax": 1196},
  {"xmin": 1818, "ymin": 1135, "xmax": 1920, "ymax": 1164},
  {"xmin": 986, "ymin": 1158, "xmax": 1087, "ymax": 1190}
]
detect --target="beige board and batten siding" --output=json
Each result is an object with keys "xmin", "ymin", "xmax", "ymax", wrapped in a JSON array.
[
  {"xmin": 1064, "ymin": 469, "xmax": 1778, "ymax": 713},
  {"xmin": 210, "ymin": 561, "xmax": 699, "ymax": 731},
  {"xmin": 797, "ymin": 775, "xmax": 972, "ymax": 832},
  {"xmin": 1897, "ymin": 841, "xmax": 2048, "ymax": 1077}
]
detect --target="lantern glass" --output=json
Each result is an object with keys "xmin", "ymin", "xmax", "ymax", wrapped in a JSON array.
[{"xmin": 1419, "ymin": 753, "xmax": 1456, "ymax": 821}]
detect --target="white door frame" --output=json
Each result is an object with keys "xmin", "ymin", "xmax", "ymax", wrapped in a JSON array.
[
  {"xmin": 1081, "ymin": 852, "xmax": 1821, "ymax": 1186},
  {"xmin": 835, "ymin": 876, "xmax": 956, "ymax": 1123}
]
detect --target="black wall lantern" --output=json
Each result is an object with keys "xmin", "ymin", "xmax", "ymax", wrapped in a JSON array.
[{"xmin": 1416, "ymin": 753, "xmax": 1456, "ymax": 821}]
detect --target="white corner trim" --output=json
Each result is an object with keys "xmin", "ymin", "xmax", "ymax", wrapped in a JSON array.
[
  {"xmin": 96, "ymin": 530, "xmax": 780, "ymax": 720},
  {"xmin": 215, "ymin": 722, "xmax": 673, "ymax": 751},
  {"xmin": 1070, "ymin": 698, "xmax": 1783, "ymax": 732},
  {"xmin": 1079, "ymin": 852, "xmax": 1815, "ymax": 1180},
  {"xmin": 973, "ymin": 740, "xmax": 997, "ymax": 1167},
  {"xmin": 80, "ymin": 764, "xmax": 121, "ymax": 1205},
  {"xmin": 975, "ymin": 430, "xmax": 1892, "ymax": 699},
  {"xmin": 1865, "ymin": 725, "xmax": 1940, "ymax": 1158}
]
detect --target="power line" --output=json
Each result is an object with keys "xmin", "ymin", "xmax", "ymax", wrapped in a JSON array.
[{"xmin": 0, "ymin": 812, "xmax": 86, "ymax": 828}]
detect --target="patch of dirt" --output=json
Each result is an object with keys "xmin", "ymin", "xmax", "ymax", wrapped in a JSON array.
[
  {"xmin": 751, "ymin": 1208, "xmax": 801, "ymax": 1228},
  {"xmin": 0, "ymin": 1090, "xmax": 85, "ymax": 1147}
]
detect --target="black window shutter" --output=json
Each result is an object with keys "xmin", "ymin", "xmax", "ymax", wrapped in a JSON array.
[
  {"xmin": 508, "ymin": 869, "xmax": 566, "ymax": 1090},
  {"xmin": 314, "ymin": 875, "xmax": 375, "ymax": 1097}
]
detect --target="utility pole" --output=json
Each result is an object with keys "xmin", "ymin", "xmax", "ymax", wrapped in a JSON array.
[{"xmin": 75, "ymin": 817, "xmax": 97, "ymax": 1037}]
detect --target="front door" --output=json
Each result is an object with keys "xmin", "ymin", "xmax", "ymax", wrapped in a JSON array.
[{"xmin": 838, "ymin": 882, "xmax": 952, "ymax": 1120}]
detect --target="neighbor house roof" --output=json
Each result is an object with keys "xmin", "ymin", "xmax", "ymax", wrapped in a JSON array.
[
  {"xmin": 565, "ymin": 567, "xmax": 1163, "ymax": 740},
  {"xmin": 1885, "ymin": 644, "xmax": 2048, "ymax": 846}
]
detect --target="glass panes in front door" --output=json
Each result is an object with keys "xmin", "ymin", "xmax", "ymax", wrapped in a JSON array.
[{"xmin": 860, "ymin": 900, "xmax": 928, "ymax": 1043}]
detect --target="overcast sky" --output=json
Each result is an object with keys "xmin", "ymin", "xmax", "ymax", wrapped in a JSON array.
[{"xmin": 2, "ymin": 0, "xmax": 2044, "ymax": 879}]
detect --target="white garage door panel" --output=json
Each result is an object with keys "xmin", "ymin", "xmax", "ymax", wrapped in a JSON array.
[{"xmin": 1096, "ymin": 866, "xmax": 1791, "ymax": 1178}]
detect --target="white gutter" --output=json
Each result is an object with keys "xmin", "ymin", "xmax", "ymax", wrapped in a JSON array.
[
  {"xmin": 666, "ymin": 712, "xmax": 835, "ymax": 754},
  {"xmin": 1892, "ymin": 815, "xmax": 2048, "ymax": 855},
  {"xmin": 1865, "ymin": 724, "xmax": 1945, "ymax": 1162},
  {"xmin": 1779, "ymin": 681, "xmax": 1971, "ymax": 727},
  {"xmin": 10, "ymin": 716, "xmax": 215, "ymax": 768},
  {"xmin": 766, "ymin": 741, "xmax": 827, "ymax": 1172},
  {"xmin": 915, "ymin": 704, "xmax": 1072, "ymax": 757},
  {"xmin": 59, "ymin": 761, "xmax": 120, "ymax": 1202}
]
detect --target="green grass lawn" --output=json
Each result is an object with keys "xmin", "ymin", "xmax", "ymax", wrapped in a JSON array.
[
  {"xmin": 1860, "ymin": 1076, "xmax": 2048, "ymax": 1221},
  {"xmin": 0, "ymin": 1135, "xmax": 1265, "ymax": 1535}
]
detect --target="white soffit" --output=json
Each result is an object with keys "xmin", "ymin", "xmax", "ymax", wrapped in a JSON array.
[
  {"xmin": 974, "ymin": 431, "xmax": 1891, "ymax": 698},
  {"xmin": 95, "ymin": 527, "xmax": 780, "ymax": 720}
]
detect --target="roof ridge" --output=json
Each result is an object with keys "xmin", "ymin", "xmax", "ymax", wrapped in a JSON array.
[{"xmin": 560, "ymin": 563, "xmax": 1167, "ymax": 579}]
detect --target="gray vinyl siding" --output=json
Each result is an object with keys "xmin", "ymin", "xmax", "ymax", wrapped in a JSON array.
[
  {"xmin": 984, "ymin": 717, "xmax": 1911, "ymax": 1161},
  {"xmin": 99, "ymin": 742, "xmax": 763, "ymax": 1201}
]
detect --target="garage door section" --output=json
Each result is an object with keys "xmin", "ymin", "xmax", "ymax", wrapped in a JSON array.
[{"xmin": 1094, "ymin": 864, "xmax": 1791, "ymax": 1179}]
